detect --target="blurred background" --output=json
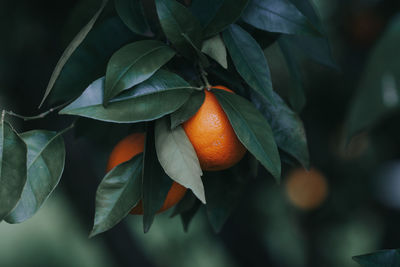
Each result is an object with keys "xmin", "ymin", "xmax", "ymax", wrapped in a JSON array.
[{"xmin": 1, "ymin": 0, "xmax": 400, "ymax": 266}]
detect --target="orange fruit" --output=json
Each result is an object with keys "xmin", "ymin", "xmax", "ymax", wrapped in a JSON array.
[
  {"xmin": 285, "ymin": 168, "xmax": 328, "ymax": 210},
  {"xmin": 107, "ymin": 133, "xmax": 186, "ymax": 214},
  {"xmin": 182, "ymin": 85, "xmax": 247, "ymax": 171}
]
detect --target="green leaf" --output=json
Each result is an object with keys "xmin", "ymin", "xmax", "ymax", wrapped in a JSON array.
[
  {"xmin": 60, "ymin": 70, "xmax": 193, "ymax": 123},
  {"xmin": 46, "ymin": 17, "xmax": 139, "ymax": 106},
  {"xmin": 40, "ymin": 0, "xmax": 108, "ymax": 108},
  {"xmin": 202, "ymin": 0, "xmax": 249, "ymax": 38},
  {"xmin": 346, "ymin": 17, "xmax": 400, "ymax": 139},
  {"xmin": 0, "ymin": 120, "xmax": 27, "ymax": 221},
  {"xmin": 170, "ymin": 90, "xmax": 205, "ymax": 129},
  {"xmin": 201, "ymin": 34, "xmax": 228, "ymax": 69},
  {"xmin": 189, "ymin": 0, "xmax": 224, "ymax": 26},
  {"xmin": 115, "ymin": 0, "xmax": 153, "ymax": 36},
  {"xmin": 180, "ymin": 200, "xmax": 201, "ymax": 232},
  {"xmin": 249, "ymin": 90, "xmax": 309, "ymax": 169},
  {"xmin": 223, "ymin": 24, "xmax": 275, "ymax": 105},
  {"xmin": 154, "ymin": 117, "xmax": 205, "ymax": 203},
  {"xmin": 104, "ymin": 40, "xmax": 176, "ymax": 104},
  {"xmin": 5, "ymin": 130, "xmax": 65, "ymax": 224},
  {"xmin": 241, "ymin": 0, "xmax": 321, "ymax": 36},
  {"xmin": 213, "ymin": 90, "xmax": 281, "ymax": 180},
  {"xmin": 155, "ymin": 0, "xmax": 202, "ymax": 59},
  {"xmin": 142, "ymin": 124, "xmax": 172, "ymax": 233},
  {"xmin": 281, "ymin": 35, "xmax": 337, "ymax": 69},
  {"xmin": 90, "ymin": 153, "xmax": 143, "ymax": 237},
  {"xmin": 278, "ymin": 37, "xmax": 306, "ymax": 112},
  {"xmin": 353, "ymin": 249, "xmax": 400, "ymax": 267},
  {"xmin": 170, "ymin": 190, "xmax": 197, "ymax": 217},
  {"xmin": 203, "ymin": 169, "xmax": 246, "ymax": 232}
]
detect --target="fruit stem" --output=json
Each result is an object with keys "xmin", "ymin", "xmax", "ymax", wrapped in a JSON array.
[
  {"xmin": 198, "ymin": 63, "xmax": 211, "ymax": 90},
  {"xmin": 4, "ymin": 101, "xmax": 71, "ymax": 121}
]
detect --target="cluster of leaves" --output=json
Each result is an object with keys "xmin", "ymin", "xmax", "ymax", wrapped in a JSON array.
[{"xmin": 0, "ymin": 0, "xmax": 335, "ymax": 235}]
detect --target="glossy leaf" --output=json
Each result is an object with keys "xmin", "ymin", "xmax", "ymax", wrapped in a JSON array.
[
  {"xmin": 104, "ymin": 40, "xmax": 176, "ymax": 104},
  {"xmin": 213, "ymin": 90, "xmax": 281, "ymax": 180},
  {"xmin": 155, "ymin": 0, "xmax": 202, "ymax": 59},
  {"xmin": 170, "ymin": 90, "xmax": 205, "ymax": 129},
  {"xmin": 90, "ymin": 154, "xmax": 143, "ymax": 237},
  {"xmin": 204, "ymin": 169, "xmax": 246, "ymax": 232},
  {"xmin": 142, "ymin": 124, "xmax": 172, "ymax": 233},
  {"xmin": 5, "ymin": 130, "xmax": 65, "ymax": 224},
  {"xmin": 0, "ymin": 120, "xmax": 27, "ymax": 221},
  {"xmin": 249, "ymin": 90, "xmax": 309, "ymax": 169},
  {"xmin": 223, "ymin": 24, "xmax": 274, "ymax": 105},
  {"xmin": 201, "ymin": 34, "xmax": 228, "ymax": 69},
  {"xmin": 278, "ymin": 37, "xmax": 306, "ymax": 112},
  {"xmin": 40, "ymin": 0, "xmax": 108, "ymax": 107},
  {"xmin": 60, "ymin": 70, "xmax": 193, "ymax": 123},
  {"xmin": 115, "ymin": 0, "xmax": 152, "ymax": 36},
  {"xmin": 202, "ymin": 0, "xmax": 249, "ymax": 38},
  {"xmin": 353, "ymin": 249, "xmax": 400, "ymax": 267},
  {"xmin": 46, "ymin": 17, "xmax": 139, "ymax": 106},
  {"xmin": 346, "ymin": 17, "xmax": 400, "ymax": 139},
  {"xmin": 241, "ymin": 0, "xmax": 321, "ymax": 36},
  {"xmin": 155, "ymin": 117, "xmax": 205, "ymax": 203}
]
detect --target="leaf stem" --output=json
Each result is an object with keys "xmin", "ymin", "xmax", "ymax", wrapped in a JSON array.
[
  {"xmin": 5, "ymin": 101, "xmax": 70, "ymax": 121},
  {"xmin": 198, "ymin": 64, "xmax": 211, "ymax": 90},
  {"xmin": 59, "ymin": 120, "xmax": 77, "ymax": 136}
]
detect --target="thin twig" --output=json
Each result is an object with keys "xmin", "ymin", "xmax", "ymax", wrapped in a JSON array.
[{"xmin": 5, "ymin": 101, "xmax": 70, "ymax": 121}]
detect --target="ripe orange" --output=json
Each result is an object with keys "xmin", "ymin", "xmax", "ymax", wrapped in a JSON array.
[
  {"xmin": 107, "ymin": 133, "xmax": 186, "ymax": 214},
  {"xmin": 182, "ymin": 85, "xmax": 247, "ymax": 171},
  {"xmin": 285, "ymin": 168, "xmax": 328, "ymax": 210}
]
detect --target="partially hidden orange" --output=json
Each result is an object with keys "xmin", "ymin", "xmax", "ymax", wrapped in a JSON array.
[
  {"xmin": 107, "ymin": 133, "xmax": 186, "ymax": 214},
  {"xmin": 182, "ymin": 86, "xmax": 247, "ymax": 171}
]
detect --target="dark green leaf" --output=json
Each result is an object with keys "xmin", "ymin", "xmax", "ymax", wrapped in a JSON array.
[
  {"xmin": 202, "ymin": 0, "xmax": 249, "ymax": 38},
  {"xmin": 278, "ymin": 37, "xmax": 306, "ymax": 112},
  {"xmin": 46, "ymin": 17, "xmax": 139, "ymax": 106},
  {"xmin": 189, "ymin": 0, "xmax": 224, "ymax": 26},
  {"xmin": 288, "ymin": 0, "xmax": 323, "ymax": 32},
  {"xmin": 60, "ymin": 70, "xmax": 193, "ymax": 123},
  {"xmin": 170, "ymin": 90, "xmax": 205, "ymax": 129},
  {"xmin": 40, "ymin": 0, "xmax": 108, "ymax": 107},
  {"xmin": 155, "ymin": 117, "xmax": 205, "ymax": 203},
  {"xmin": 223, "ymin": 24, "xmax": 274, "ymax": 105},
  {"xmin": 170, "ymin": 190, "xmax": 197, "ymax": 217},
  {"xmin": 204, "ymin": 169, "xmax": 246, "ymax": 232},
  {"xmin": 180, "ymin": 199, "xmax": 201, "ymax": 232},
  {"xmin": 346, "ymin": 17, "xmax": 400, "ymax": 139},
  {"xmin": 201, "ymin": 34, "xmax": 228, "ymax": 69},
  {"xmin": 213, "ymin": 90, "xmax": 281, "ymax": 180},
  {"xmin": 115, "ymin": 0, "xmax": 153, "ymax": 36},
  {"xmin": 155, "ymin": 0, "xmax": 202, "ymax": 59},
  {"xmin": 281, "ymin": 35, "xmax": 337, "ymax": 69},
  {"xmin": 241, "ymin": 0, "xmax": 321, "ymax": 36},
  {"xmin": 90, "ymin": 153, "xmax": 143, "ymax": 237},
  {"xmin": 249, "ymin": 90, "xmax": 309, "ymax": 169},
  {"xmin": 142, "ymin": 124, "xmax": 172, "ymax": 233},
  {"xmin": 104, "ymin": 40, "xmax": 176, "ymax": 104},
  {"xmin": 5, "ymin": 130, "xmax": 65, "ymax": 224},
  {"xmin": 353, "ymin": 249, "xmax": 400, "ymax": 267},
  {"xmin": 0, "ymin": 120, "xmax": 27, "ymax": 221}
]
